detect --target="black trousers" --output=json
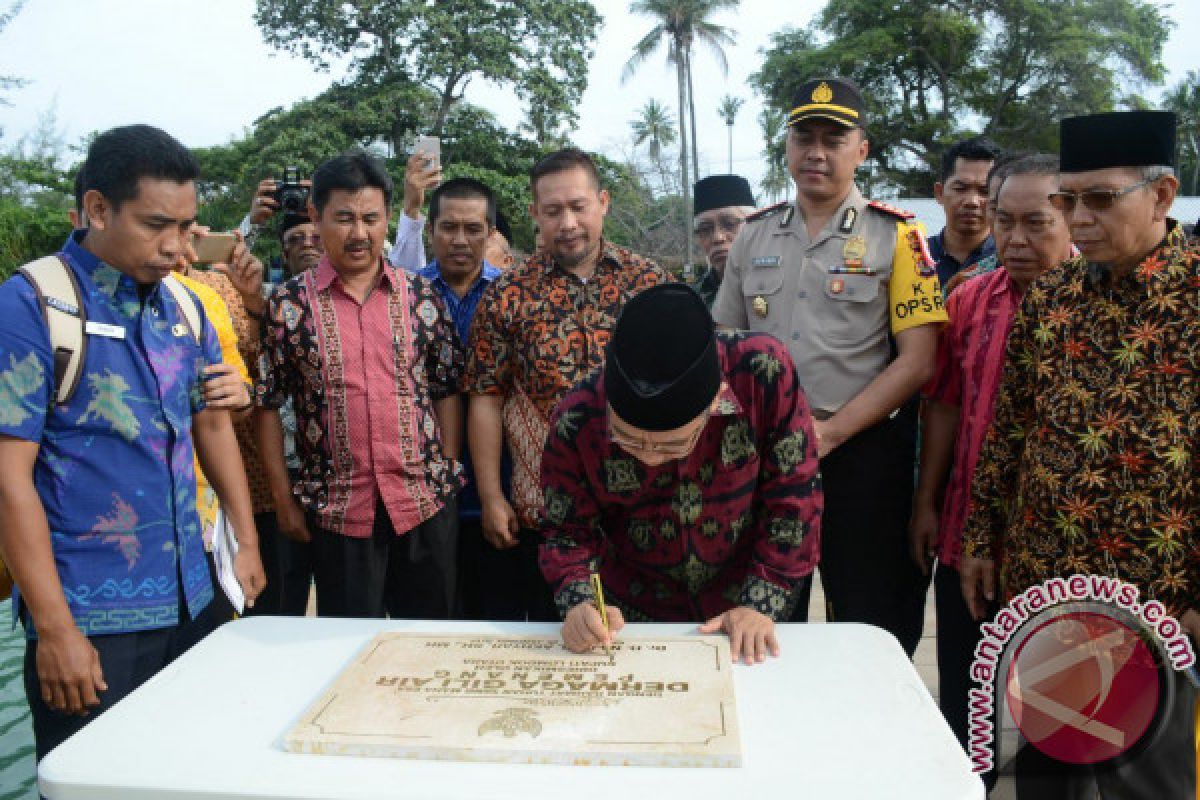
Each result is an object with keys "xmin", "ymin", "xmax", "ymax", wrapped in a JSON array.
[
  {"xmin": 791, "ymin": 409, "xmax": 930, "ymax": 656},
  {"xmin": 249, "ymin": 510, "xmax": 314, "ymax": 616},
  {"xmin": 935, "ymin": 563, "xmax": 998, "ymax": 790},
  {"xmin": 1013, "ymin": 666, "xmax": 1196, "ymax": 799},
  {"xmin": 458, "ymin": 522, "xmax": 557, "ymax": 622},
  {"xmin": 310, "ymin": 497, "xmax": 458, "ymax": 619},
  {"xmin": 23, "ymin": 610, "xmax": 210, "ymax": 762}
]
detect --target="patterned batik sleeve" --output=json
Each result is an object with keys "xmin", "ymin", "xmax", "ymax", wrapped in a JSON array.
[
  {"xmin": 255, "ymin": 285, "xmax": 295, "ymax": 411},
  {"xmin": 0, "ymin": 277, "xmax": 52, "ymax": 443},
  {"xmin": 462, "ymin": 282, "xmax": 512, "ymax": 397},
  {"xmin": 736, "ymin": 337, "xmax": 823, "ymax": 620},
  {"xmin": 960, "ymin": 288, "xmax": 1040, "ymax": 562},
  {"xmin": 538, "ymin": 391, "xmax": 607, "ymax": 619},
  {"xmin": 923, "ymin": 285, "xmax": 965, "ymax": 406},
  {"xmin": 421, "ymin": 283, "xmax": 464, "ymax": 402}
]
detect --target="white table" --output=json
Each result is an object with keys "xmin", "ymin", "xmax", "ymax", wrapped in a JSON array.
[{"xmin": 39, "ymin": 618, "xmax": 984, "ymax": 799}]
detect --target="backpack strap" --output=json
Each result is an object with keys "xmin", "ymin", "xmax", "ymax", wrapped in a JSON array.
[
  {"xmin": 17, "ymin": 255, "xmax": 87, "ymax": 407},
  {"xmin": 160, "ymin": 275, "xmax": 202, "ymax": 344}
]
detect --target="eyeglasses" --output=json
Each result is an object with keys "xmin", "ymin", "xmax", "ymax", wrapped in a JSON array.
[
  {"xmin": 1047, "ymin": 178, "xmax": 1155, "ymax": 213},
  {"xmin": 607, "ymin": 410, "xmax": 709, "ymax": 458},
  {"xmin": 694, "ymin": 214, "xmax": 746, "ymax": 240},
  {"xmin": 284, "ymin": 232, "xmax": 321, "ymax": 247}
]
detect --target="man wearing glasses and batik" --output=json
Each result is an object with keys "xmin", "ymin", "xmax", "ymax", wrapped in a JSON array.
[
  {"xmin": 690, "ymin": 175, "xmax": 757, "ymax": 308},
  {"xmin": 539, "ymin": 284, "xmax": 823, "ymax": 665},
  {"xmin": 961, "ymin": 110, "xmax": 1199, "ymax": 798}
]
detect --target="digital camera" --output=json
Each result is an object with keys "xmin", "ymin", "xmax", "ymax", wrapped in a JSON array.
[{"xmin": 272, "ymin": 166, "xmax": 310, "ymax": 214}]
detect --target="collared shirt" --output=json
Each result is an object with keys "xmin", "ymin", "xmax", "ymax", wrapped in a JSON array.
[
  {"xmin": 181, "ymin": 268, "xmax": 272, "ymax": 514},
  {"xmin": 464, "ymin": 242, "xmax": 672, "ymax": 526},
  {"xmin": 465, "ymin": 241, "xmax": 672, "ymax": 419},
  {"xmin": 539, "ymin": 332, "xmax": 823, "ymax": 623},
  {"xmin": 712, "ymin": 188, "xmax": 947, "ymax": 414},
  {"xmin": 416, "ymin": 260, "xmax": 502, "ymax": 343},
  {"xmin": 924, "ymin": 267, "xmax": 1021, "ymax": 567},
  {"xmin": 690, "ymin": 266, "xmax": 722, "ymax": 309},
  {"xmin": 962, "ymin": 223, "xmax": 1200, "ymax": 614},
  {"xmin": 0, "ymin": 232, "xmax": 219, "ymax": 636},
  {"xmin": 258, "ymin": 256, "xmax": 465, "ymax": 537},
  {"xmin": 174, "ymin": 273, "xmax": 251, "ymax": 549},
  {"xmin": 927, "ymin": 231, "xmax": 996, "ymax": 288},
  {"xmin": 417, "ymin": 259, "xmax": 504, "ymax": 520}
]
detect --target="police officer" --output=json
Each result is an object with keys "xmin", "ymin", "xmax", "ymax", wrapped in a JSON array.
[{"xmin": 712, "ymin": 77, "xmax": 946, "ymax": 655}]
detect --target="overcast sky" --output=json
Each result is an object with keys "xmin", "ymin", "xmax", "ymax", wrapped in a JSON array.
[{"xmin": 0, "ymin": 0, "xmax": 1196, "ymax": 198}]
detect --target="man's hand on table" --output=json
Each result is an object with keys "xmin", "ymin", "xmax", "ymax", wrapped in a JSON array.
[
  {"xmin": 699, "ymin": 606, "xmax": 780, "ymax": 665},
  {"xmin": 561, "ymin": 601, "xmax": 626, "ymax": 654},
  {"xmin": 36, "ymin": 625, "xmax": 107, "ymax": 716}
]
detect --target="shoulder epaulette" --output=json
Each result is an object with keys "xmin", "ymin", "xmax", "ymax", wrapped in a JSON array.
[
  {"xmin": 867, "ymin": 200, "xmax": 916, "ymax": 220},
  {"xmin": 745, "ymin": 201, "xmax": 790, "ymax": 223}
]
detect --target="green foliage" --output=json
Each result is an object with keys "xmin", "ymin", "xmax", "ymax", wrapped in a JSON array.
[
  {"xmin": 754, "ymin": 0, "xmax": 1172, "ymax": 194},
  {"xmin": 253, "ymin": 0, "xmax": 601, "ymax": 137},
  {"xmin": 1165, "ymin": 71, "xmax": 1200, "ymax": 195},
  {"xmin": 0, "ymin": 197, "xmax": 72, "ymax": 280}
]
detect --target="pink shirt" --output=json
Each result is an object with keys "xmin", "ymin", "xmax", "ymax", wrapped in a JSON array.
[
  {"xmin": 314, "ymin": 259, "xmax": 455, "ymax": 537},
  {"xmin": 924, "ymin": 268, "xmax": 1021, "ymax": 566}
]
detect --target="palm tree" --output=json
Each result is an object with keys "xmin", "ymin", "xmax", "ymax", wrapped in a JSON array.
[
  {"xmin": 717, "ymin": 94, "xmax": 743, "ymax": 173},
  {"xmin": 631, "ymin": 99, "xmax": 677, "ymax": 162},
  {"xmin": 623, "ymin": 0, "xmax": 738, "ymax": 267},
  {"xmin": 758, "ymin": 106, "xmax": 789, "ymax": 203},
  {"xmin": 1164, "ymin": 71, "xmax": 1200, "ymax": 195}
]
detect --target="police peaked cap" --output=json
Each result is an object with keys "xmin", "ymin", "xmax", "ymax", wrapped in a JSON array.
[
  {"xmin": 694, "ymin": 175, "xmax": 756, "ymax": 215},
  {"xmin": 605, "ymin": 284, "xmax": 720, "ymax": 432},
  {"xmin": 1060, "ymin": 111, "xmax": 1176, "ymax": 172},
  {"xmin": 788, "ymin": 77, "xmax": 866, "ymax": 128}
]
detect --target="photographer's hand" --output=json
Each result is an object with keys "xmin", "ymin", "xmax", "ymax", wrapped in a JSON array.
[
  {"xmin": 403, "ymin": 150, "xmax": 442, "ymax": 220},
  {"xmin": 249, "ymin": 178, "xmax": 279, "ymax": 225}
]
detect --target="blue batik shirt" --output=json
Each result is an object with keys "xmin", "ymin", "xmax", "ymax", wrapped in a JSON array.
[
  {"xmin": 415, "ymin": 259, "xmax": 507, "ymax": 520},
  {"xmin": 0, "ymin": 231, "xmax": 219, "ymax": 637}
]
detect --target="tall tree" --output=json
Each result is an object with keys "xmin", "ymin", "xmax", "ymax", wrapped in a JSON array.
[
  {"xmin": 717, "ymin": 94, "xmax": 743, "ymax": 173},
  {"xmin": 1164, "ymin": 71, "xmax": 1200, "ymax": 196},
  {"xmin": 631, "ymin": 99, "xmax": 678, "ymax": 162},
  {"xmin": 254, "ymin": 0, "xmax": 601, "ymax": 140},
  {"xmin": 757, "ymin": 106, "xmax": 789, "ymax": 203},
  {"xmin": 754, "ymin": 0, "xmax": 1171, "ymax": 194},
  {"xmin": 623, "ymin": 0, "xmax": 737, "ymax": 265}
]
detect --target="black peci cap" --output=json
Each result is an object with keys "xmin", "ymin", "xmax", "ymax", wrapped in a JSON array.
[
  {"xmin": 788, "ymin": 77, "xmax": 866, "ymax": 129},
  {"xmin": 1060, "ymin": 111, "xmax": 1176, "ymax": 173},
  {"xmin": 694, "ymin": 175, "xmax": 756, "ymax": 215},
  {"xmin": 605, "ymin": 284, "xmax": 720, "ymax": 432},
  {"xmin": 278, "ymin": 213, "xmax": 311, "ymax": 241}
]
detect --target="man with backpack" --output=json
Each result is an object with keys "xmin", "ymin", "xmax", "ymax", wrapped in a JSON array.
[{"xmin": 0, "ymin": 125, "xmax": 264, "ymax": 760}]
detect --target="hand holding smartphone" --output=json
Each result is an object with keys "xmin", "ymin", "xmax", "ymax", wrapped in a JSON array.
[
  {"xmin": 414, "ymin": 135, "xmax": 441, "ymax": 174},
  {"xmin": 191, "ymin": 232, "xmax": 239, "ymax": 265}
]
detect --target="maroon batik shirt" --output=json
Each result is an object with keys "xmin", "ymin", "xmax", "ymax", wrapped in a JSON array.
[{"xmin": 539, "ymin": 331, "xmax": 823, "ymax": 622}]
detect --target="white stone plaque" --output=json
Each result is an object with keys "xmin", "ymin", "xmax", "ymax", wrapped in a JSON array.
[{"xmin": 285, "ymin": 633, "xmax": 741, "ymax": 767}]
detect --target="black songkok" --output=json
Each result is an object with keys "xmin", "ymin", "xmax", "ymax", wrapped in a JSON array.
[
  {"xmin": 605, "ymin": 284, "xmax": 720, "ymax": 432},
  {"xmin": 1060, "ymin": 111, "xmax": 1176, "ymax": 173},
  {"xmin": 694, "ymin": 175, "xmax": 756, "ymax": 215}
]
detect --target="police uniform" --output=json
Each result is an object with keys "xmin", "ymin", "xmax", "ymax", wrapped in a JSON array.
[{"xmin": 711, "ymin": 77, "xmax": 946, "ymax": 655}]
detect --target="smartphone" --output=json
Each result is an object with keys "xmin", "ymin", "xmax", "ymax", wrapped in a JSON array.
[
  {"xmin": 192, "ymin": 232, "xmax": 238, "ymax": 265},
  {"xmin": 414, "ymin": 135, "xmax": 441, "ymax": 173}
]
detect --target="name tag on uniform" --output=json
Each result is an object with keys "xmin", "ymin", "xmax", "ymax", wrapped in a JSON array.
[
  {"xmin": 751, "ymin": 256, "xmax": 782, "ymax": 267},
  {"xmin": 84, "ymin": 321, "xmax": 126, "ymax": 340}
]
